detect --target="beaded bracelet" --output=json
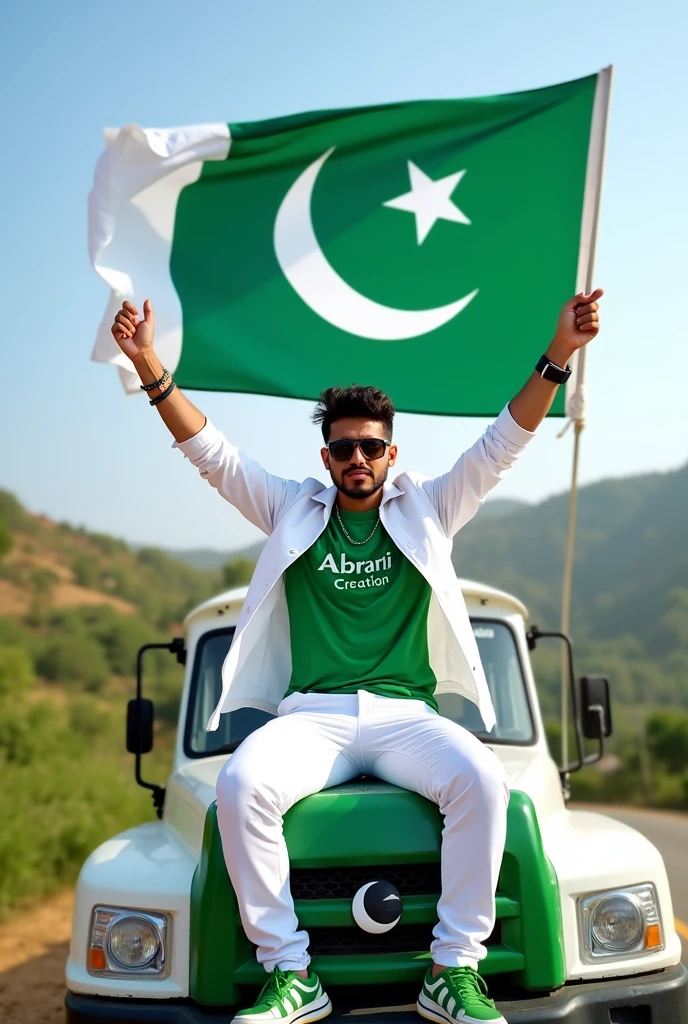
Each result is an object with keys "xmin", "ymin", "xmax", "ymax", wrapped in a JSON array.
[
  {"xmin": 140, "ymin": 368, "xmax": 170, "ymax": 392},
  {"xmin": 149, "ymin": 381, "xmax": 177, "ymax": 406}
]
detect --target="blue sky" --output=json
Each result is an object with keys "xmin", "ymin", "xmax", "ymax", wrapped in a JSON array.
[{"xmin": 1, "ymin": 0, "xmax": 686, "ymax": 552}]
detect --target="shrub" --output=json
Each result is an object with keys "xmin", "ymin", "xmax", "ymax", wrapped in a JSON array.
[
  {"xmin": 96, "ymin": 616, "xmax": 162, "ymax": 676},
  {"xmin": 646, "ymin": 710, "xmax": 688, "ymax": 775},
  {"xmin": 648, "ymin": 770, "xmax": 688, "ymax": 809},
  {"xmin": 0, "ymin": 490, "xmax": 35, "ymax": 532},
  {"xmin": 569, "ymin": 769, "xmax": 604, "ymax": 802},
  {"xmin": 0, "ymin": 645, "xmax": 34, "ymax": 698},
  {"xmin": 147, "ymin": 653, "xmax": 185, "ymax": 728},
  {"xmin": 89, "ymin": 532, "xmax": 129, "ymax": 558},
  {"xmin": 0, "ymin": 750, "xmax": 153, "ymax": 917},
  {"xmin": 72, "ymin": 554, "xmax": 99, "ymax": 589},
  {"xmin": 68, "ymin": 696, "xmax": 114, "ymax": 740},
  {"xmin": 0, "ymin": 516, "xmax": 12, "ymax": 561},
  {"xmin": 30, "ymin": 567, "xmax": 59, "ymax": 596},
  {"xmin": 36, "ymin": 634, "xmax": 110, "ymax": 691},
  {"xmin": 0, "ymin": 618, "xmax": 35, "ymax": 651},
  {"xmin": 49, "ymin": 604, "xmax": 118, "ymax": 635},
  {"xmin": 0, "ymin": 698, "xmax": 68, "ymax": 766},
  {"xmin": 222, "ymin": 557, "xmax": 255, "ymax": 590}
]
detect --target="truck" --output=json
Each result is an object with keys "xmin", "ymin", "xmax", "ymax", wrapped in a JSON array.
[{"xmin": 65, "ymin": 578, "xmax": 688, "ymax": 1023}]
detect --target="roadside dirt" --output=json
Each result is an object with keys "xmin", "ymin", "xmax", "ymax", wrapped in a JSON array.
[{"xmin": 0, "ymin": 890, "xmax": 73, "ymax": 1023}]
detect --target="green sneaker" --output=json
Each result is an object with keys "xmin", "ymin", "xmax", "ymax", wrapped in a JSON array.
[
  {"xmin": 417, "ymin": 965, "xmax": 506, "ymax": 1024},
  {"xmin": 232, "ymin": 967, "xmax": 332, "ymax": 1024}
]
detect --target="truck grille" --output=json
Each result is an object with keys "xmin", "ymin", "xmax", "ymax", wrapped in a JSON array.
[
  {"xmin": 306, "ymin": 920, "xmax": 501, "ymax": 957},
  {"xmin": 290, "ymin": 863, "xmax": 442, "ymax": 900},
  {"xmin": 290, "ymin": 863, "xmax": 502, "ymax": 957}
]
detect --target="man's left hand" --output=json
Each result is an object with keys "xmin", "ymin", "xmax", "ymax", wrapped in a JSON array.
[{"xmin": 552, "ymin": 288, "xmax": 604, "ymax": 356}]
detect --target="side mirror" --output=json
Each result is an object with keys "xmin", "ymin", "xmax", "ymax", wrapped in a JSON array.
[
  {"xmin": 580, "ymin": 676, "xmax": 612, "ymax": 740},
  {"xmin": 127, "ymin": 698, "xmax": 154, "ymax": 755},
  {"xmin": 129, "ymin": 640, "xmax": 182, "ymax": 818}
]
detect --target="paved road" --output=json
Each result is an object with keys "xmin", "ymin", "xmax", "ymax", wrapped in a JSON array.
[{"xmin": 592, "ymin": 805, "xmax": 688, "ymax": 962}]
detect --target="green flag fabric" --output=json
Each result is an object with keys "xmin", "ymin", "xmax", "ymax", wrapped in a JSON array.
[{"xmin": 89, "ymin": 72, "xmax": 607, "ymax": 416}]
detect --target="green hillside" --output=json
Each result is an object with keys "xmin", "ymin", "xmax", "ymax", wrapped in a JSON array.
[
  {"xmin": 451, "ymin": 463, "xmax": 688, "ymax": 714},
  {"xmin": 452, "ymin": 465, "xmax": 688, "ymax": 641},
  {"xmin": 0, "ymin": 489, "xmax": 228, "ymax": 919}
]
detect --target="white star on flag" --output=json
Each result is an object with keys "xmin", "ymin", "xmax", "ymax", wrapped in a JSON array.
[{"xmin": 383, "ymin": 161, "xmax": 471, "ymax": 244}]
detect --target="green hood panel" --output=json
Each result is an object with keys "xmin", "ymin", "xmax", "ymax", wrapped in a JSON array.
[
  {"xmin": 284, "ymin": 779, "xmax": 443, "ymax": 865},
  {"xmin": 190, "ymin": 783, "xmax": 564, "ymax": 1006}
]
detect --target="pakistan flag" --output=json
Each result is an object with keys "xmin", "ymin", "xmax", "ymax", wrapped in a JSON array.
[{"xmin": 89, "ymin": 71, "xmax": 609, "ymax": 417}]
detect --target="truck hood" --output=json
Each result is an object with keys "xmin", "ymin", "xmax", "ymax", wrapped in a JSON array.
[
  {"xmin": 165, "ymin": 745, "xmax": 564, "ymax": 856},
  {"xmin": 495, "ymin": 746, "xmax": 566, "ymax": 818},
  {"xmin": 161, "ymin": 750, "xmax": 681, "ymax": 985},
  {"xmin": 165, "ymin": 757, "xmax": 228, "ymax": 856}
]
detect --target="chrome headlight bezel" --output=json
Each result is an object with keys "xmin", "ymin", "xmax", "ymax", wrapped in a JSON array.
[
  {"xmin": 577, "ymin": 883, "xmax": 664, "ymax": 963},
  {"xmin": 88, "ymin": 906, "xmax": 170, "ymax": 978}
]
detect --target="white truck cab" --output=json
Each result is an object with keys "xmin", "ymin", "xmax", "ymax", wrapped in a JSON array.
[{"xmin": 65, "ymin": 579, "xmax": 688, "ymax": 1024}]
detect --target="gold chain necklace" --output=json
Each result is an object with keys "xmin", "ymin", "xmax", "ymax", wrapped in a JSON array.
[{"xmin": 335, "ymin": 505, "xmax": 381, "ymax": 546}]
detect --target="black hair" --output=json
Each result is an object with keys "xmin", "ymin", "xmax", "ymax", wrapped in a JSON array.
[{"xmin": 311, "ymin": 385, "xmax": 395, "ymax": 442}]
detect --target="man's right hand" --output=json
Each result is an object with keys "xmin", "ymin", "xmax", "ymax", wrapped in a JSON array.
[
  {"xmin": 108, "ymin": 296, "xmax": 206, "ymax": 443},
  {"xmin": 111, "ymin": 299, "xmax": 155, "ymax": 362}
]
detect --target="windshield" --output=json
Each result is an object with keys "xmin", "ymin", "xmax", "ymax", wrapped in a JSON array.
[{"xmin": 184, "ymin": 619, "xmax": 534, "ymax": 757}]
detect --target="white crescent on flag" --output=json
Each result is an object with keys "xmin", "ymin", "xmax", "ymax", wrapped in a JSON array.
[{"xmin": 273, "ymin": 147, "xmax": 478, "ymax": 341}]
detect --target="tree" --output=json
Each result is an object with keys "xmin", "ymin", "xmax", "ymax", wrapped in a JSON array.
[
  {"xmin": 0, "ymin": 516, "xmax": 12, "ymax": 562},
  {"xmin": 0, "ymin": 646, "xmax": 34, "ymax": 699},
  {"xmin": 0, "ymin": 490, "xmax": 34, "ymax": 532},
  {"xmin": 222, "ymin": 557, "xmax": 255, "ymax": 590},
  {"xmin": 646, "ymin": 711, "xmax": 688, "ymax": 775},
  {"xmin": 36, "ymin": 635, "xmax": 110, "ymax": 691},
  {"xmin": 96, "ymin": 615, "xmax": 161, "ymax": 676},
  {"xmin": 655, "ymin": 588, "xmax": 688, "ymax": 653}
]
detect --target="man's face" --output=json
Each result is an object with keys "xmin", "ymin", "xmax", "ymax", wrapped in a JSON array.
[{"xmin": 320, "ymin": 418, "xmax": 398, "ymax": 501}]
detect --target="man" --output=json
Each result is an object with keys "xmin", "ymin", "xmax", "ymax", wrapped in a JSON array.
[{"xmin": 112, "ymin": 289, "xmax": 602, "ymax": 1024}]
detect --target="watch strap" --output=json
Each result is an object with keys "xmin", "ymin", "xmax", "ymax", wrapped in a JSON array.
[{"xmin": 535, "ymin": 353, "xmax": 572, "ymax": 385}]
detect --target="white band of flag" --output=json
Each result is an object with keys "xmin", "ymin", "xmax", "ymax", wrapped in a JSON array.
[{"xmin": 88, "ymin": 122, "xmax": 231, "ymax": 393}]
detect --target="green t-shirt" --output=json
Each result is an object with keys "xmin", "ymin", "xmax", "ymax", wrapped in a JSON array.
[{"xmin": 284, "ymin": 507, "xmax": 438, "ymax": 709}]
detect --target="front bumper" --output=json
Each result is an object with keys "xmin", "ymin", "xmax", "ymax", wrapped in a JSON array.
[{"xmin": 66, "ymin": 962, "xmax": 688, "ymax": 1024}]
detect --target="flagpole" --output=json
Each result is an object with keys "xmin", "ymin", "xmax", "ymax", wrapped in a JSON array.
[{"xmin": 559, "ymin": 66, "xmax": 613, "ymax": 778}]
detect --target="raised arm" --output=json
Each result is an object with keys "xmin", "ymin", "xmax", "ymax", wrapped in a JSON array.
[
  {"xmin": 508, "ymin": 289, "xmax": 603, "ymax": 431},
  {"xmin": 113, "ymin": 299, "xmax": 205, "ymax": 441},
  {"xmin": 111, "ymin": 299, "xmax": 299, "ymax": 534},
  {"xmin": 424, "ymin": 290, "xmax": 603, "ymax": 537}
]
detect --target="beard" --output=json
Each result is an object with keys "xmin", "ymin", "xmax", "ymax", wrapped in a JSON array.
[{"xmin": 333, "ymin": 465, "xmax": 388, "ymax": 501}]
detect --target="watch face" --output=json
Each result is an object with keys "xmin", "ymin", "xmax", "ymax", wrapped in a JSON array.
[
  {"xmin": 548, "ymin": 363, "xmax": 570, "ymax": 383},
  {"xmin": 536, "ymin": 355, "xmax": 569, "ymax": 383}
]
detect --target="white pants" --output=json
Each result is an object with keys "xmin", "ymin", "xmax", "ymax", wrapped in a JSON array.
[{"xmin": 216, "ymin": 690, "xmax": 509, "ymax": 974}]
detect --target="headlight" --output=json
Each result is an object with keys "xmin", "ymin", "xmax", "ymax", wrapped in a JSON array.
[
  {"xmin": 578, "ymin": 884, "xmax": 663, "ymax": 962},
  {"xmin": 108, "ymin": 915, "xmax": 160, "ymax": 968},
  {"xmin": 88, "ymin": 906, "xmax": 169, "ymax": 977}
]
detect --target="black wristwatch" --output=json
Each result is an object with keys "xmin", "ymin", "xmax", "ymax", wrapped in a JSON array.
[{"xmin": 535, "ymin": 353, "xmax": 572, "ymax": 385}]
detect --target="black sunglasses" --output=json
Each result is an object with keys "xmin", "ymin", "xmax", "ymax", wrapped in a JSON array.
[{"xmin": 327, "ymin": 438, "xmax": 391, "ymax": 462}]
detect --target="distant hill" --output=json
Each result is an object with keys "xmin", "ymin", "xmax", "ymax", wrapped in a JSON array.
[
  {"xmin": 475, "ymin": 498, "xmax": 529, "ymax": 520},
  {"xmin": 168, "ymin": 497, "xmax": 527, "ymax": 570},
  {"xmin": 168, "ymin": 540, "xmax": 265, "ymax": 572},
  {"xmin": 452, "ymin": 463, "xmax": 688, "ymax": 648},
  {"xmin": 0, "ymin": 490, "xmax": 222, "ymax": 628}
]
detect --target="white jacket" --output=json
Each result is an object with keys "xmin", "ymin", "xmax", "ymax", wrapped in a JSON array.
[{"xmin": 174, "ymin": 406, "xmax": 535, "ymax": 732}]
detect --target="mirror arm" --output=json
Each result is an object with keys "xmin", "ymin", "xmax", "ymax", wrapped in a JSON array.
[
  {"xmin": 133, "ymin": 640, "xmax": 184, "ymax": 818},
  {"xmin": 527, "ymin": 626, "xmax": 586, "ymax": 780}
]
